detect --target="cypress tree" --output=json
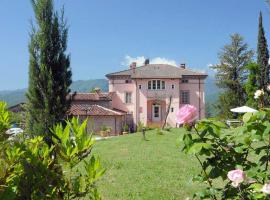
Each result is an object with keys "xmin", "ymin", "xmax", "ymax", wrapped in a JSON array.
[
  {"xmin": 257, "ymin": 12, "xmax": 269, "ymax": 90},
  {"xmin": 26, "ymin": 0, "xmax": 72, "ymax": 138}
]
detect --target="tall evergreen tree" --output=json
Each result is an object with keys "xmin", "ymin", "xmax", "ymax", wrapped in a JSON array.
[
  {"xmin": 257, "ymin": 12, "xmax": 269, "ymax": 91},
  {"xmin": 26, "ymin": 0, "xmax": 72, "ymax": 138},
  {"xmin": 212, "ymin": 34, "xmax": 254, "ymax": 117},
  {"xmin": 245, "ymin": 62, "xmax": 260, "ymax": 108}
]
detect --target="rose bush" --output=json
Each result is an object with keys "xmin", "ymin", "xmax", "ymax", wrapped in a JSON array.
[{"xmin": 179, "ymin": 94, "xmax": 270, "ymax": 199}]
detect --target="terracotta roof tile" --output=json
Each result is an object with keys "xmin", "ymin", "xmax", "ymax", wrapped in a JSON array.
[
  {"xmin": 69, "ymin": 92, "xmax": 113, "ymax": 101},
  {"xmin": 69, "ymin": 104, "xmax": 124, "ymax": 116},
  {"xmin": 106, "ymin": 64, "xmax": 207, "ymax": 79}
]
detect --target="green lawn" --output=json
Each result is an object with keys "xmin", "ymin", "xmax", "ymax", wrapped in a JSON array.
[{"xmin": 92, "ymin": 129, "xmax": 203, "ymax": 200}]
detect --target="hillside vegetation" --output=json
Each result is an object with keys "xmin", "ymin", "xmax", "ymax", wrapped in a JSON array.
[
  {"xmin": 0, "ymin": 79, "xmax": 109, "ymax": 106},
  {"xmin": 0, "ymin": 77, "xmax": 219, "ymax": 107}
]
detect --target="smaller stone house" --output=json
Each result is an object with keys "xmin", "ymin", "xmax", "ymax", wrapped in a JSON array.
[{"xmin": 69, "ymin": 91, "xmax": 126, "ymax": 135}]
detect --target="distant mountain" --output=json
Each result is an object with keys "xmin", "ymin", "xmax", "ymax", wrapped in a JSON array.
[
  {"xmin": 0, "ymin": 77, "xmax": 220, "ymax": 107},
  {"xmin": 0, "ymin": 79, "xmax": 109, "ymax": 107},
  {"xmin": 204, "ymin": 76, "xmax": 220, "ymax": 104},
  {"xmin": 0, "ymin": 89, "xmax": 27, "ymax": 107},
  {"xmin": 70, "ymin": 79, "xmax": 108, "ymax": 92}
]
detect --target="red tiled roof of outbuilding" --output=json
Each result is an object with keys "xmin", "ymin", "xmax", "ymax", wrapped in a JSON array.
[
  {"xmin": 69, "ymin": 104, "xmax": 124, "ymax": 116},
  {"xmin": 68, "ymin": 92, "xmax": 114, "ymax": 101}
]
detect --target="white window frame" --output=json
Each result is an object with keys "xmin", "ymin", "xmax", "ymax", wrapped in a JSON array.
[
  {"xmin": 125, "ymin": 92, "xmax": 132, "ymax": 104},
  {"xmin": 180, "ymin": 90, "xmax": 190, "ymax": 104},
  {"xmin": 148, "ymin": 80, "xmax": 166, "ymax": 90}
]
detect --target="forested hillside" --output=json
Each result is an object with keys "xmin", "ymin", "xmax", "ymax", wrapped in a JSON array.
[{"xmin": 0, "ymin": 77, "xmax": 219, "ymax": 107}]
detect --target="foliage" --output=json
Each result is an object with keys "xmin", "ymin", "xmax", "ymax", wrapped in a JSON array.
[
  {"xmin": 0, "ymin": 101, "xmax": 104, "ymax": 199},
  {"xmin": 0, "ymin": 102, "xmax": 10, "ymax": 140},
  {"xmin": 245, "ymin": 62, "xmax": 260, "ymax": 108},
  {"xmin": 122, "ymin": 124, "xmax": 129, "ymax": 132},
  {"xmin": 180, "ymin": 110, "xmax": 270, "ymax": 199},
  {"xmin": 257, "ymin": 12, "xmax": 269, "ymax": 96},
  {"xmin": 100, "ymin": 125, "xmax": 109, "ymax": 132},
  {"xmin": 212, "ymin": 34, "xmax": 254, "ymax": 118},
  {"xmin": 137, "ymin": 121, "xmax": 145, "ymax": 132},
  {"xmin": 26, "ymin": 0, "xmax": 72, "ymax": 137}
]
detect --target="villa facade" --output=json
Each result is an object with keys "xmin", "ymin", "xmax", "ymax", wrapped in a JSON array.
[
  {"xmin": 106, "ymin": 62, "xmax": 207, "ymax": 130},
  {"xmin": 9, "ymin": 62, "xmax": 207, "ymax": 135}
]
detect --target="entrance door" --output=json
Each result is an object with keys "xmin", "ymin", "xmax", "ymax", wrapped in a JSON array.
[{"xmin": 152, "ymin": 105, "xmax": 161, "ymax": 122}]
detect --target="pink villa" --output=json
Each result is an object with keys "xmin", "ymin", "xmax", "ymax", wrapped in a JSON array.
[{"xmin": 69, "ymin": 61, "xmax": 207, "ymax": 135}]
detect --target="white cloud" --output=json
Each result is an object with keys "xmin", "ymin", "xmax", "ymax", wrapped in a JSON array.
[
  {"xmin": 151, "ymin": 57, "xmax": 177, "ymax": 66},
  {"xmin": 121, "ymin": 55, "xmax": 178, "ymax": 67},
  {"xmin": 121, "ymin": 55, "xmax": 146, "ymax": 67},
  {"xmin": 207, "ymin": 63, "xmax": 214, "ymax": 68}
]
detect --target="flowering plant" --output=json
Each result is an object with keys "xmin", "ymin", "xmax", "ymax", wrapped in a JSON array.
[
  {"xmin": 180, "ymin": 108, "xmax": 270, "ymax": 199},
  {"xmin": 176, "ymin": 104, "xmax": 197, "ymax": 125}
]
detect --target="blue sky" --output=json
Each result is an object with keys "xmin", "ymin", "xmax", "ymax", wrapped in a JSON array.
[{"xmin": 0, "ymin": 0, "xmax": 269, "ymax": 90}]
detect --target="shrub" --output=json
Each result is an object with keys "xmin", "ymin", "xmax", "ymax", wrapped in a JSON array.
[
  {"xmin": 180, "ymin": 110, "xmax": 270, "ymax": 199},
  {"xmin": 0, "ymin": 101, "xmax": 104, "ymax": 200},
  {"xmin": 122, "ymin": 124, "xmax": 129, "ymax": 132},
  {"xmin": 137, "ymin": 121, "xmax": 145, "ymax": 132}
]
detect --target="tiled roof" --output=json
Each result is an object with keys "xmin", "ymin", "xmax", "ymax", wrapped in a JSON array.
[
  {"xmin": 69, "ymin": 104, "xmax": 125, "ymax": 116},
  {"xmin": 69, "ymin": 92, "xmax": 113, "ymax": 101},
  {"xmin": 106, "ymin": 64, "xmax": 207, "ymax": 79}
]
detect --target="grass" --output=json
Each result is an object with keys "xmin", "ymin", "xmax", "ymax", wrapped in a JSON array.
[{"xmin": 91, "ymin": 128, "xmax": 203, "ymax": 200}]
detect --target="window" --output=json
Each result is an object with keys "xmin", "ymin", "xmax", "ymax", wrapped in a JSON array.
[
  {"xmin": 172, "ymin": 84, "xmax": 175, "ymax": 89},
  {"xmin": 180, "ymin": 91, "xmax": 190, "ymax": 104},
  {"xmin": 148, "ymin": 81, "xmax": 151, "ymax": 89},
  {"xmin": 182, "ymin": 79, "xmax": 189, "ymax": 83},
  {"xmin": 125, "ymin": 79, "xmax": 132, "ymax": 83},
  {"xmin": 162, "ymin": 81, "xmax": 165, "ymax": 89},
  {"xmin": 153, "ymin": 80, "xmax": 156, "ymax": 90},
  {"xmin": 125, "ymin": 92, "xmax": 132, "ymax": 104},
  {"xmin": 171, "ymin": 107, "xmax": 174, "ymax": 112},
  {"xmin": 139, "ymin": 85, "xmax": 142, "ymax": 89},
  {"xmin": 157, "ymin": 80, "xmax": 161, "ymax": 89},
  {"xmin": 148, "ymin": 80, "xmax": 165, "ymax": 90}
]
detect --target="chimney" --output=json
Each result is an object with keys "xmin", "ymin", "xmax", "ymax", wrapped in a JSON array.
[
  {"xmin": 144, "ymin": 58, "xmax": 150, "ymax": 65},
  {"xmin": 130, "ymin": 62, "xmax": 136, "ymax": 73},
  {"xmin": 180, "ymin": 63, "xmax": 186, "ymax": 69}
]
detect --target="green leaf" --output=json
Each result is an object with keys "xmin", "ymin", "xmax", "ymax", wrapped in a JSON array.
[
  {"xmin": 243, "ymin": 112, "xmax": 253, "ymax": 123},
  {"xmin": 188, "ymin": 143, "xmax": 212, "ymax": 154}
]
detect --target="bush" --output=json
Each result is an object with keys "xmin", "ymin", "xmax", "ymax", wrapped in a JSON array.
[
  {"xmin": 0, "ymin": 101, "xmax": 104, "ymax": 200},
  {"xmin": 180, "ymin": 109, "xmax": 270, "ymax": 199},
  {"xmin": 137, "ymin": 121, "xmax": 145, "ymax": 132},
  {"xmin": 122, "ymin": 124, "xmax": 129, "ymax": 132}
]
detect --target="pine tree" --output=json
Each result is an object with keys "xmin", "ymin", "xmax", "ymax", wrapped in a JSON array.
[
  {"xmin": 26, "ymin": 0, "xmax": 72, "ymax": 138},
  {"xmin": 212, "ymin": 34, "xmax": 254, "ymax": 117},
  {"xmin": 257, "ymin": 12, "xmax": 269, "ymax": 91}
]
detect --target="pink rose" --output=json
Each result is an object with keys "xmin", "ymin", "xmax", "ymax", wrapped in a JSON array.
[
  {"xmin": 176, "ymin": 104, "xmax": 197, "ymax": 125},
  {"xmin": 227, "ymin": 169, "xmax": 245, "ymax": 187},
  {"xmin": 261, "ymin": 183, "xmax": 270, "ymax": 194}
]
